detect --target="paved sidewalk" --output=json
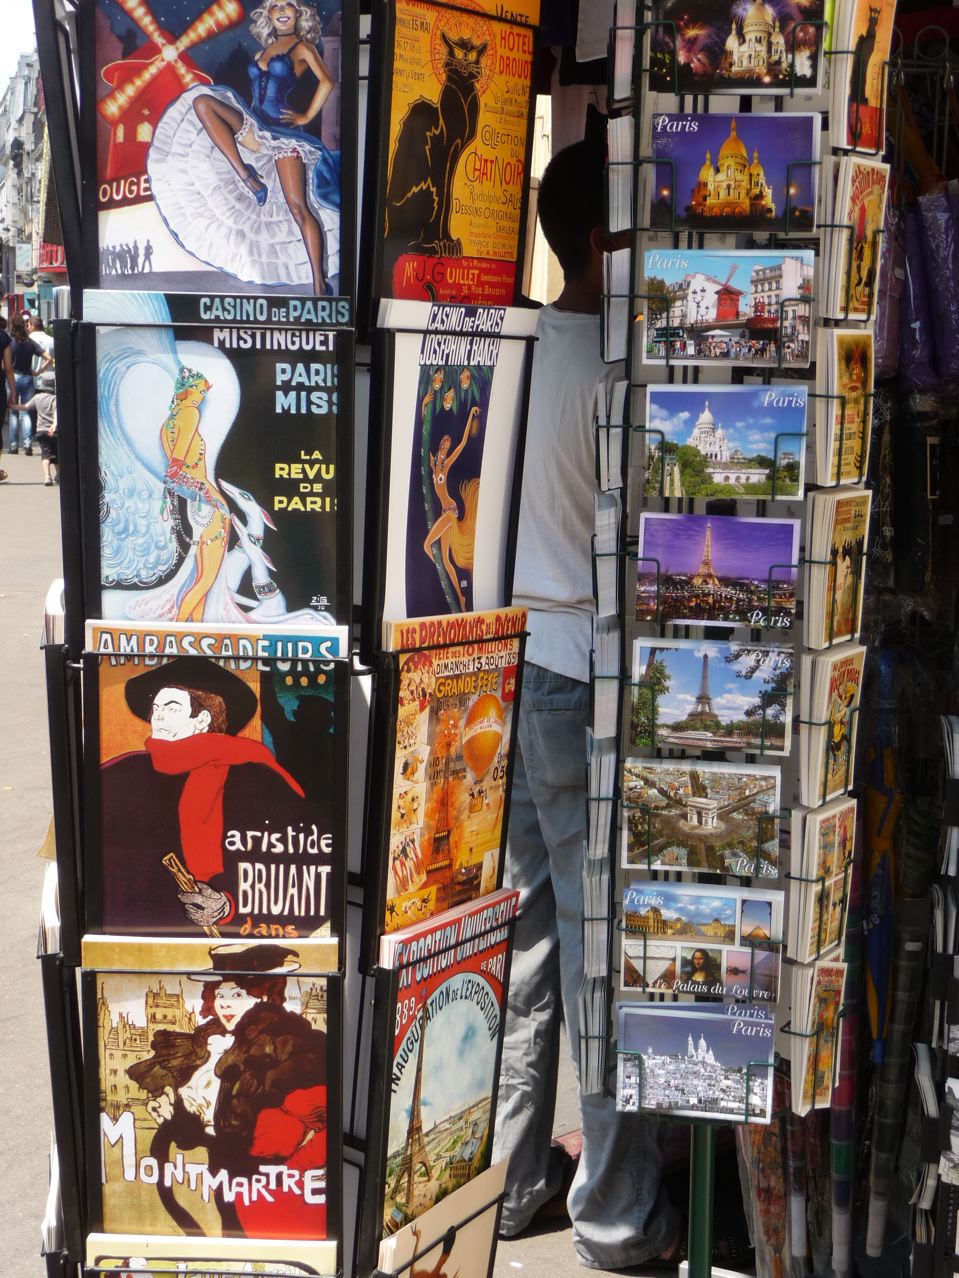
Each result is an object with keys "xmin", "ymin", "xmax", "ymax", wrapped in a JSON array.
[{"xmin": 1, "ymin": 449, "xmax": 63, "ymax": 1274}]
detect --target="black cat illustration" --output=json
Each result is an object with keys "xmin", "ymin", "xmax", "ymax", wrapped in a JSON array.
[
  {"xmin": 849, "ymin": 6, "xmax": 879, "ymax": 108},
  {"xmin": 385, "ymin": 30, "xmax": 489, "ymax": 262}
]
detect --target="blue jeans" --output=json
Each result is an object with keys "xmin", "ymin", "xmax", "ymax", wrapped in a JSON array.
[
  {"xmin": 492, "ymin": 664, "xmax": 678, "ymax": 1268},
  {"xmin": 9, "ymin": 373, "xmax": 34, "ymax": 449}
]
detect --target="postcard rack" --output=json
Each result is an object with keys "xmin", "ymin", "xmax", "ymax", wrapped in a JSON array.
[{"xmin": 587, "ymin": 0, "xmax": 889, "ymax": 1268}]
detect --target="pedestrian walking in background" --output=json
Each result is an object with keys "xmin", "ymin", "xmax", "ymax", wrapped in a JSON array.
[
  {"xmin": 22, "ymin": 369, "xmax": 58, "ymax": 485},
  {"xmin": 8, "ymin": 312, "xmax": 51, "ymax": 454},
  {"xmin": 0, "ymin": 315, "xmax": 17, "ymax": 459}
]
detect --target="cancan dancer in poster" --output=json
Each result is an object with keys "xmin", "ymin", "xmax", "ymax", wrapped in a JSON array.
[
  {"xmin": 126, "ymin": 942, "xmax": 328, "ymax": 1238},
  {"xmin": 494, "ymin": 141, "xmax": 682, "ymax": 1267},
  {"xmin": 148, "ymin": 0, "xmax": 341, "ymax": 294},
  {"xmin": 424, "ymin": 405, "xmax": 481, "ymax": 611}
]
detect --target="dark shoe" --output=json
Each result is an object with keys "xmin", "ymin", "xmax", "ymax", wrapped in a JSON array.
[
  {"xmin": 24, "ymin": 446, "xmax": 33, "ymax": 456},
  {"xmin": 627, "ymin": 1214, "xmax": 755, "ymax": 1273},
  {"xmin": 8, "ymin": 447, "xmax": 17, "ymax": 454},
  {"xmin": 533, "ymin": 1144, "xmax": 580, "ymax": 1222},
  {"xmin": 243, "ymin": 164, "xmax": 268, "ymax": 207},
  {"xmin": 44, "ymin": 478, "xmax": 53, "ymax": 486}
]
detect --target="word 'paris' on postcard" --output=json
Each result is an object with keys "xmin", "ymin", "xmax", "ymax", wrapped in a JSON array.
[
  {"xmin": 646, "ymin": 0, "xmax": 826, "ymax": 97},
  {"xmin": 636, "ymin": 512, "xmax": 800, "ymax": 630},
  {"xmin": 642, "ymin": 248, "xmax": 814, "ymax": 369},
  {"xmin": 630, "ymin": 637, "xmax": 795, "ymax": 757},
  {"xmin": 649, "ymin": 113, "xmax": 819, "ymax": 233},
  {"xmin": 622, "ymin": 758, "xmax": 781, "ymax": 877},
  {"xmin": 620, "ymin": 882, "xmax": 784, "ymax": 1002},
  {"xmin": 643, "ymin": 383, "xmax": 807, "ymax": 502},
  {"xmin": 616, "ymin": 1002, "xmax": 774, "ymax": 1125}
]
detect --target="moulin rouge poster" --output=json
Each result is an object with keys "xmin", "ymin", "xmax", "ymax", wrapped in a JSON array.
[
  {"xmin": 85, "ymin": 291, "xmax": 349, "ymax": 627},
  {"xmin": 90, "ymin": 0, "xmax": 350, "ymax": 295},
  {"xmin": 85, "ymin": 621, "xmax": 347, "ymax": 939},
  {"xmin": 379, "ymin": 0, "xmax": 538, "ymax": 307}
]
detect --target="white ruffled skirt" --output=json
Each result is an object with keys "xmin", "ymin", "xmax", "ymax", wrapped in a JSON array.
[{"xmin": 147, "ymin": 84, "xmax": 340, "ymax": 289}]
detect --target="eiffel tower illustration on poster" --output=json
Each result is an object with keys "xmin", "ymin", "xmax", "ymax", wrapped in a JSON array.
[
  {"xmin": 390, "ymin": 992, "xmax": 433, "ymax": 1209},
  {"xmin": 691, "ymin": 520, "xmax": 722, "ymax": 589}
]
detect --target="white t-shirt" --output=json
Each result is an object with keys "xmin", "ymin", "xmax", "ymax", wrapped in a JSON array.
[
  {"xmin": 29, "ymin": 329, "xmax": 53, "ymax": 372},
  {"xmin": 511, "ymin": 304, "xmax": 623, "ymax": 683}
]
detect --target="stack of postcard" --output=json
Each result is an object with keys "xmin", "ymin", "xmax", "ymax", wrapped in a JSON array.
[
  {"xmin": 609, "ymin": 0, "xmax": 637, "ymax": 104},
  {"xmin": 621, "ymin": 758, "xmax": 781, "ymax": 877},
  {"xmin": 789, "ymin": 960, "xmax": 847, "ymax": 1114},
  {"xmin": 798, "ymin": 645, "xmax": 866, "ymax": 808},
  {"xmin": 815, "ymin": 329, "xmax": 875, "ymax": 485},
  {"xmin": 635, "ymin": 511, "xmax": 800, "ymax": 631},
  {"xmin": 641, "ymin": 248, "xmax": 815, "ymax": 370},
  {"xmin": 787, "ymin": 799, "xmax": 857, "ymax": 961},
  {"xmin": 630, "ymin": 637, "xmax": 795, "ymax": 757},
  {"xmin": 804, "ymin": 488, "xmax": 872, "ymax": 649},
  {"xmin": 596, "ymin": 490, "xmax": 623, "ymax": 617},
  {"xmin": 589, "ymin": 734, "xmax": 618, "ymax": 861},
  {"xmin": 603, "ymin": 248, "xmax": 632, "ymax": 362},
  {"xmin": 647, "ymin": 113, "xmax": 820, "ymax": 235},
  {"xmin": 641, "ymin": 383, "xmax": 808, "ymax": 504},
  {"xmin": 597, "ymin": 377, "xmax": 628, "ymax": 493},
  {"xmin": 592, "ymin": 615, "xmax": 622, "ymax": 741},
  {"xmin": 829, "ymin": 0, "xmax": 897, "ymax": 155},
  {"xmin": 821, "ymin": 157, "xmax": 890, "ymax": 321},
  {"xmin": 616, "ymin": 1002, "xmax": 775, "ymax": 1124},
  {"xmin": 619, "ymin": 882, "xmax": 784, "ymax": 1002},
  {"xmin": 647, "ymin": 0, "xmax": 826, "ymax": 97},
  {"xmin": 608, "ymin": 115, "xmax": 635, "ymax": 235}
]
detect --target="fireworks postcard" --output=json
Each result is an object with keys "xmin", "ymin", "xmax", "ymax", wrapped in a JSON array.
[
  {"xmin": 630, "ymin": 637, "xmax": 795, "ymax": 756},
  {"xmin": 636, "ymin": 512, "xmax": 800, "ymax": 629},
  {"xmin": 649, "ymin": 113, "xmax": 819, "ymax": 233},
  {"xmin": 641, "ymin": 247, "xmax": 815, "ymax": 369},
  {"xmin": 643, "ymin": 383, "xmax": 807, "ymax": 501},
  {"xmin": 648, "ymin": 0, "xmax": 826, "ymax": 96},
  {"xmin": 621, "ymin": 757, "xmax": 781, "ymax": 876}
]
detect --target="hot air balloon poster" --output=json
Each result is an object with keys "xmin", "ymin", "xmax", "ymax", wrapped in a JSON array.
[
  {"xmin": 78, "ymin": 290, "xmax": 352, "ymax": 629},
  {"xmin": 361, "ymin": 607, "xmax": 527, "ymax": 964},
  {"xmin": 82, "ymin": 0, "xmax": 356, "ymax": 295}
]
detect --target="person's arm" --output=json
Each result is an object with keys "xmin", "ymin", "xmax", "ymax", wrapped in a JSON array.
[
  {"xmin": 448, "ymin": 406, "xmax": 480, "ymax": 466},
  {"xmin": 3, "ymin": 346, "xmax": 15, "ymax": 406},
  {"xmin": 49, "ymin": 402, "xmax": 57, "ymax": 435},
  {"xmin": 282, "ymin": 44, "xmax": 334, "ymax": 126}
]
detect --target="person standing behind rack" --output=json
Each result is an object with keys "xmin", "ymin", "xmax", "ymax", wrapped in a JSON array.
[
  {"xmin": 493, "ymin": 140, "xmax": 680, "ymax": 1269},
  {"xmin": 0, "ymin": 316, "xmax": 17, "ymax": 467},
  {"xmin": 8, "ymin": 313, "xmax": 51, "ymax": 455}
]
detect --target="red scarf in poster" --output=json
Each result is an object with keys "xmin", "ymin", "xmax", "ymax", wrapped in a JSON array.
[{"xmin": 146, "ymin": 734, "xmax": 305, "ymax": 882}]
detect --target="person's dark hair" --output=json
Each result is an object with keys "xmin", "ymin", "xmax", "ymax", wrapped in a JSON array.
[
  {"xmin": 9, "ymin": 315, "xmax": 28, "ymax": 343},
  {"xmin": 163, "ymin": 684, "xmax": 229, "ymax": 734},
  {"xmin": 537, "ymin": 140, "xmax": 607, "ymax": 281},
  {"xmin": 199, "ymin": 973, "xmax": 288, "ymax": 1020},
  {"xmin": 0, "ymin": 316, "xmax": 9, "ymax": 330}
]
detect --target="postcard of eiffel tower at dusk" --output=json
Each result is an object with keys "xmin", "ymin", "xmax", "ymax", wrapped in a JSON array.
[{"xmin": 636, "ymin": 511, "xmax": 800, "ymax": 630}]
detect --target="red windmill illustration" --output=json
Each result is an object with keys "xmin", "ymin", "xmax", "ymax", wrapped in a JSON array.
[
  {"xmin": 98, "ymin": 0, "xmax": 245, "ymax": 182},
  {"xmin": 710, "ymin": 264, "xmax": 742, "ymax": 322}
]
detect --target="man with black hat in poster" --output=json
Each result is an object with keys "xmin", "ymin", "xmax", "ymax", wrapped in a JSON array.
[{"xmin": 98, "ymin": 655, "xmax": 332, "ymax": 937}]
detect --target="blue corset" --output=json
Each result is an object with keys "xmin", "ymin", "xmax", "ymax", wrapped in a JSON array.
[{"xmin": 248, "ymin": 53, "xmax": 297, "ymax": 126}]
